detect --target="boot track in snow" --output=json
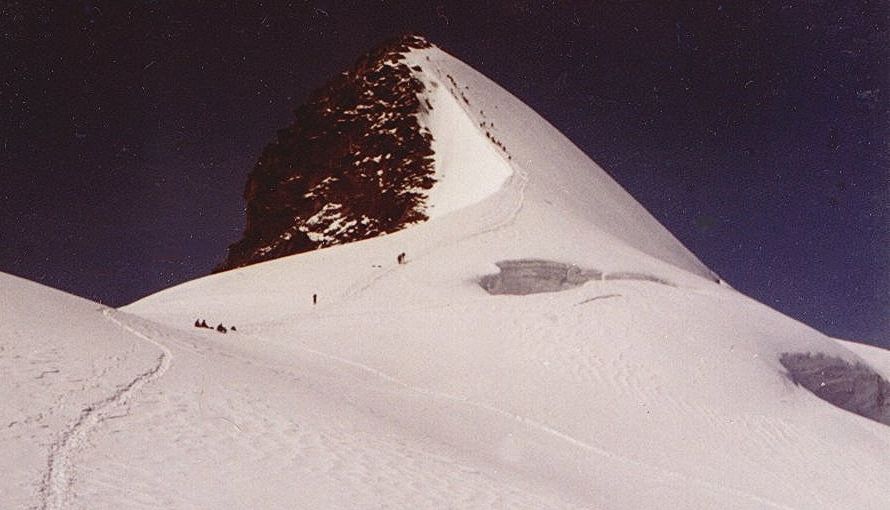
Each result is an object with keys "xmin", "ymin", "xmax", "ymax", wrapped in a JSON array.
[{"xmin": 35, "ymin": 309, "xmax": 172, "ymax": 510}]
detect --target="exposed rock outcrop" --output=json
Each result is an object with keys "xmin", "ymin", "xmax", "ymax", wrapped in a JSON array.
[{"xmin": 215, "ymin": 34, "xmax": 435, "ymax": 272}]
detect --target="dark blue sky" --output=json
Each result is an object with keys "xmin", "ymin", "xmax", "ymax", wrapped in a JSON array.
[{"xmin": 1, "ymin": 1, "xmax": 887, "ymax": 346}]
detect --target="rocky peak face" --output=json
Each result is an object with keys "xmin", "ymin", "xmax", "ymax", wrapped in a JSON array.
[{"xmin": 215, "ymin": 34, "xmax": 435, "ymax": 273}]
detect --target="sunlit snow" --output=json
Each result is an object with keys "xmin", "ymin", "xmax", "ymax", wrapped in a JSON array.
[{"xmin": 403, "ymin": 49, "xmax": 514, "ymax": 220}]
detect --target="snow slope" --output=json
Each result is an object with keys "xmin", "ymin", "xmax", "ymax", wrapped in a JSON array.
[
  {"xmin": 0, "ymin": 273, "xmax": 166, "ymax": 509},
  {"xmin": 4, "ymin": 41, "xmax": 890, "ymax": 509},
  {"xmin": 403, "ymin": 50, "xmax": 513, "ymax": 219}
]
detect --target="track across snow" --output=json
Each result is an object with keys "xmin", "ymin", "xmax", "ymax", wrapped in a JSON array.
[{"xmin": 36, "ymin": 309, "xmax": 172, "ymax": 510}]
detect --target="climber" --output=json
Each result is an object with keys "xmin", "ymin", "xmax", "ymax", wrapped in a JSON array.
[{"xmin": 216, "ymin": 324, "xmax": 227, "ymax": 333}]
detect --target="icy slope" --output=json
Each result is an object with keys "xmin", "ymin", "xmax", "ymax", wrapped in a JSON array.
[{"xmin": 405, "ymin": 44, "xmax": 716, "ymax": 281}]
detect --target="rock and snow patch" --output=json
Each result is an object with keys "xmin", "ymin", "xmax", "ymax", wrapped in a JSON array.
[
  {"xmin": 216, "ymin": 34, "xmax": 515, "ymax": 273},
  {"xmin": 216, "ymin": 34, "xmax": 438, "ymax": 272}
]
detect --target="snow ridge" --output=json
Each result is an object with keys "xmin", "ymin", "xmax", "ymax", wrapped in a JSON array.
[{"xmin": 35, "ymin": 310, "xmax": 172, "ymax": 510}]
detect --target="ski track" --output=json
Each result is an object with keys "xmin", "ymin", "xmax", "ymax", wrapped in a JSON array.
[
  {"xmin": 286, "ymin": 340, "xmax": 797, "ymax": 510},
  {"xmin": 35, "ymin": 309, "xmax": 172, "ymax": 510}
]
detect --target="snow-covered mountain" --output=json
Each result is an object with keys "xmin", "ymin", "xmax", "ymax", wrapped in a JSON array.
[
  {"xmin": 214, "ymin": 33, "xmax": 711, "ymax": 280},
  {"xmin": 3, "ymin": 35, "xmax": 889, "ymax": 509}
]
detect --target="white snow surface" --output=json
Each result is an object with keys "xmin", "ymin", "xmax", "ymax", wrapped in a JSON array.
[
  {"xmin": 4, "ymin": 44, "xmax": 890, "ymax": 509},
  {"xmin": 403, "ymin": 50, "xmax": 514, "ymax": 220}
]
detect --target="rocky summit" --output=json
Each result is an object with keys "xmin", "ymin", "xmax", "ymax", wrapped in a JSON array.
[{"xmin": 215, "ymin": 34, "xmax": 435, "ymax": 273}]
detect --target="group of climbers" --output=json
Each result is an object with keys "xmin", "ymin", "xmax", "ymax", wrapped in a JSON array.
[{"xmin": 194, "ymin": 319, "xmax": 236, "ymax": 333}]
